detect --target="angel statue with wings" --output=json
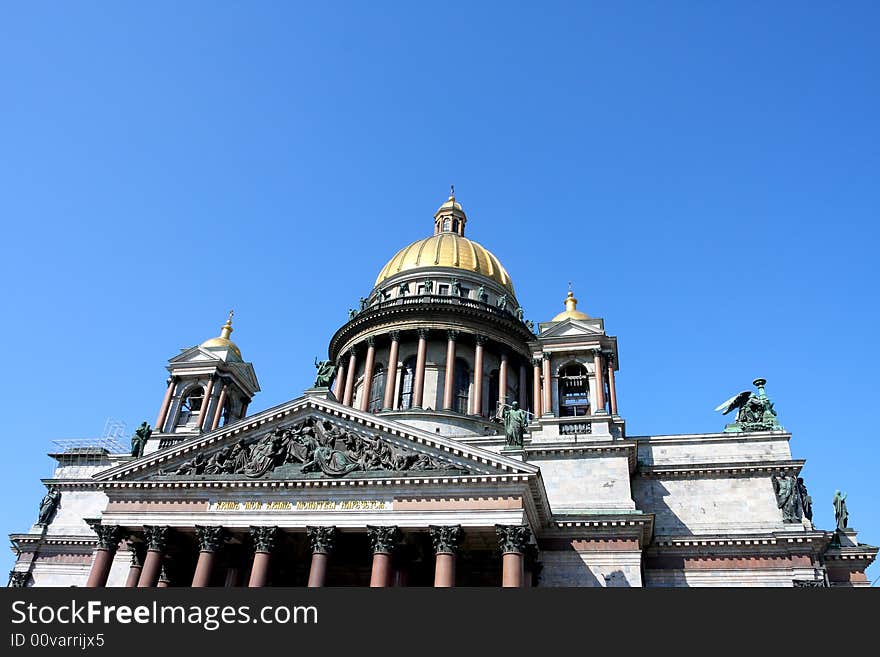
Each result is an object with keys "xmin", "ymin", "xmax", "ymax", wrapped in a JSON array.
[{"xmin": 714, "ymin": 378, "xmax": 783, "ymax": 433}]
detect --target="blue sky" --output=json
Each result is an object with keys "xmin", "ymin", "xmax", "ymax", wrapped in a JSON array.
[{"xmin": 1, "ymin": 2, "xmax": 877, "ymax": 583}]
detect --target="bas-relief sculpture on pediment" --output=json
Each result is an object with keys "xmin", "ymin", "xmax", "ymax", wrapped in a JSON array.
[{"xmin": 152, "ymin": 416, "xmax": 469, "ymax": 481}]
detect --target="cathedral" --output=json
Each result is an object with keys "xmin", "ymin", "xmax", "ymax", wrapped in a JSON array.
[{"xmin": 8, "ymin": 191, "xmax": 876, "ymax": 587}]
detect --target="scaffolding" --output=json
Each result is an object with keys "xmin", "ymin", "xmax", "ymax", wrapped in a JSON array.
[{"xmin": 46, "ymin": 418, "xmax": 129, "ymax": 477}]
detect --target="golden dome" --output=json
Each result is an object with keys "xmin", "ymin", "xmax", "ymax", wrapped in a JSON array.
[
  {"xmin": 552, "ymin": 289, "xmax": 590, "ymax": 321},
  {"xmin": 375, "ymin": 232, "xmax": 515, "ymax": 294},
  {"xmin": 200, "ymin": 311, "xmax": 242, "ymax": 358}
]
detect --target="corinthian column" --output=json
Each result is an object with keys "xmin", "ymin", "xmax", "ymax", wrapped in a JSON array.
[
  {"xmin": 124, "ymin": 543, "xmax": 147, "ymax": 588},
  {"xmin": 606, "ymin": 352, "xmax": 618, "ymax": 415},
  {"xmin": 532, "ymin": 358, "xmax": 543, "ymax": 417},
  {"xmin": 442, "ymin": 330, "xmax": 458, "ymax": 410},
  {"xmin": 367, "ymin": 525, "xmax": 401, "ymax": 587},
  {"xmin": 333, "ymin": 358, "xmax": 346, "ymax": 401},
  {"xmin": 412, "ymin": 329, "xmax": 429, "ymax": 409},
  {"xmin": 496, "ymin": 524, "xmax": 531, "ymax": 588},
  {"xmin": 192, "ymin": 525, "xmax": 226, "ymax": 587},
  {"xmin": 593, "ymin": 349, "xmax": 606, "ymax": 413},
  {"xmin": 342, "ymin": 349, "xmax": 358, "ymax": 406},
  {"xmin": 306, "ymin": 526, "xmax": 337, "ymax": 587},
  {"xmin": 155, "ymin": 377, "xmax": 175, "ymax": 433},
  {"xmin": 359, "ymin": 337, "xmax": 377, "ymax": 412},
  {"xmin": 429, "ymin": 525, "xmax": 463, "ymax": 587},
  {"xmin": 248, "ymin": 526, "xmax": 278, "ymax": 588},
  {"xmin": 472, "ymin": 335, "xmax": 487, "ymax": 416},
  {"xmin": 137, "ymin": 526, "xmax": 170, "ymax": 587},
  {"xmin": 211, "ymin": 384, "xmax": 229, "ymax": 430},
  {"xmin": 499, "ymin": 351, "xmax": 509, "ymax": 407},
  {"xmin": 541, "ymin": 354, "xmax": 552, "ymax": 416},
  {"xmin": 85, "ymin": 522, "xmax": 121, "ymax": 588},
  {"xmin": 382, "ymin": 331, "xmax": 400, "ymax": 411}
]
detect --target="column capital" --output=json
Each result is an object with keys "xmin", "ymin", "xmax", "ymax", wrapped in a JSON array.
[
  {"xmin": 87, "ymin": 521, "xmax": 122, "ymax": 552},
  {"xmin": 446, "ymin": 329, "xmax": 459, "ymax": 342},
  {"xmin": 429, "ymin": 525, "xmax": 463, "ymax": 555},
  {"xmin": 195, "ymin": 525, "xmax": 226, "ymax": 553},
  {"xmin": 366, "ymin": 335, "xmax": 376, "ymax": 347},
  {"xmin": 306, "ymin": 526, "xmax": 337, "ymax": 555},
  {"xmin": 532, "ymin": 357, "xmax": 543, "ymax": 368},
  {"xmin": 417, "ymin": 328, "xmax": 430, "ymax": 340},
  {"xmin": 143, "ymin": 525, "xmax": 170, "ymax": 552},
  {"xmin": 8, "ymin": 571, "xmax": 29, "ymax": 588},
  {"xmin": 604, "ymin": 351, "xmax": 615, "ymax": 365},
  {"xmin": 367, "ymin": 525, "xmax": 401, "ymax": 554},
  {"xmin": 542, "ymin": 352, "xmax": 552, "ymax": 361},
  {"xmin": 388, "ymin": 330, "xmax": 401, "ymax": 342},
  {"xmin": 495, "ymin": 524, "xmax": 532, "ymax": 555},
  {"xmin": 249, "ymin": 526, "xmax": 279, "ymax": 554},
  {"xmin": 475, "ymin": 334, "xmax": 489, "ymax": 346}
]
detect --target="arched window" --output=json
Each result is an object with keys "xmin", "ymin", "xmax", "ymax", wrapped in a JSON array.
[
  {"xmin": 442, "ymin": 218, "xmax": 451, "ymax": 231},
  {"xmin": 398, "ymin": 357, "xmax": 417, "ymax": 410},
  {"xmin": 368, "ymin": 364, "xmax": 385, "ymax": 413},
  {"xmin": 558, "ymin": 363, "xmax": 589, "ymax": 417},
  {"xmin": 454, "ymin": 357, "xmax": 470, "ymax": 414},
  {"xmin": 176, "ymin": 386, "xmax": 205, "ymax": 427}
]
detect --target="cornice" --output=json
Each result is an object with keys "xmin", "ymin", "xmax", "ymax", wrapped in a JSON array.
[{"xmin": 636, "ymin": 459, "xmax": 805, "ymax": 478}]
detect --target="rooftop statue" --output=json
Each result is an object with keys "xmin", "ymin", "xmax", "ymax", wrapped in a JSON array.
[
  {"xmin": 451, "ymin": 278, "xmax": 461, "ymax": 295},
  {"xmin": 348, "ymin": 308, "xmax": 357, "ymax": 320},
  {"xmin": 399, "ymin": 281, "xmax": 409, "ymax": 296},
  {"xmin": 130, "ymin": 421, "xmax": 151, "ymax": 457},
  {"xmin": 833, "ymin": 490, "xmax": 849, "ymax": 531},
  {"xmin": 501, "ymin": 401, "xmax": 528, "ymax": 448},
  {"xmin": 772, "ymin": 474, "xmax": 802, "ymax": 523},
  {"xmin": 714, "ymin": 378, "xmax": 783, "ymax": 432},
  {"xmin": 497, "ymin": 294, "xmax": 508, "ymax": 311},
  {"xmin": 313, "ymin": 358, "xmax": 336, "ymax": 388},
  {"xmin": 477, "ymin": 285, "xmax": 488, "ymax": 303}
]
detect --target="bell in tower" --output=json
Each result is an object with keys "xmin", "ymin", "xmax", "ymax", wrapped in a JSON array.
[{"xmin": 146, "ymin": 311, "xmax": 260, "ymax": 453}]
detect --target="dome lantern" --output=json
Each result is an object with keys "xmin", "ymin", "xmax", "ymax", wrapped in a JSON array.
[{"xmin": 433, "ymin": 185, "xmax": 468, "ymax": 236}]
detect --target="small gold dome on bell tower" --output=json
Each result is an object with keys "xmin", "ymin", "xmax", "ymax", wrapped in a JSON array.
[
  {"xmin": 200, "ymin": 310, "xmax": 243, "ymax": 358},
  {"xmin": 551, "ymin": 285, "xmax": 590, "ymax": 321}
]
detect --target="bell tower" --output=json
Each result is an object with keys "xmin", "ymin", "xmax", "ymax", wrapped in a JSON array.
[{"xmin": 146, "ymin": 311, "xmax": 260, "ymax": 453}]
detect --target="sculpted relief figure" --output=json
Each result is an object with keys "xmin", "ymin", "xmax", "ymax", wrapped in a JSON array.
[{"xmin": 158, "ymin": 417, "xmax": 467, "ymax": 480}]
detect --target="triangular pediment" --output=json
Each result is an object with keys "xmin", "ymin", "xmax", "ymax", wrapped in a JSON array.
[
  {"xmin": 96, "ymin": 393, "xmax": 538, "ymax": 484},
  {"xmin": 170, "ymin": 345, "xmax": 225, "ymax": 364},
  {"xmin": 539, "ymin": 318, "xmax": 605, "ymax": 339}
]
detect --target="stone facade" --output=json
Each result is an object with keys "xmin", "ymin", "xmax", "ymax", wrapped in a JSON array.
[{"xmin": 8, "ymin": 192, "xmax": 876, "ymax": 587}]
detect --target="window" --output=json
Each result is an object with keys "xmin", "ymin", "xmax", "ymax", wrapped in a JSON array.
[
  {"xmin": 177, "ymin": 387, "xmax": 205, "ymax": 427},
  {"xmin": 487, "ymin": 370, "xmax": 499, "ymax": 418},
  {"xmin": 442, "ymin": 218, "xmax": 451, "ymax": 231},
  {"xmin": 454, "ymin": 358, "xmax": 470, "ymax": 414},
  {"xmin": 368, "ymin": 364, "xmax": 385, "ymax": 413},
  {"xmin": 398, "ymin": 357, "xmax": 417, "ymax": 410},
  {"xmin": 438, "ymin": 284, "xmax": 449, "ymax": 295},
  {"xmin": 558, "ymin": 363, "xmax": 590, "ymax": 417}
]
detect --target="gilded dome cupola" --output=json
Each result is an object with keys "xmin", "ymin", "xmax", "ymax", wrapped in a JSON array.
[{"xmin": 374, "ymin": 189, "xmax": 516, "ymax": 294}]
